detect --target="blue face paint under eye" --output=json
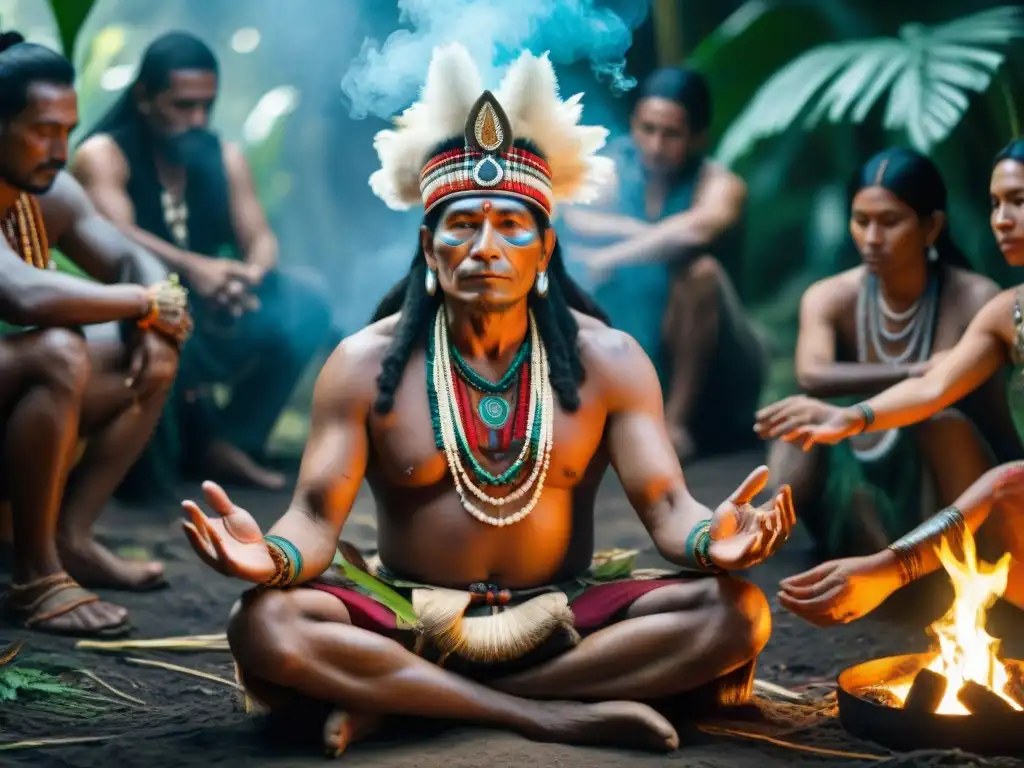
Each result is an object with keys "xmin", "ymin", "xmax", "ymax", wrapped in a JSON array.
[
  {"xmin": 503, "ymin": 230, "xmax": 537, "ymax": 247},
  {"xmin": 440, "ymin": 231, "xmax": 471, "ymax": 246}
]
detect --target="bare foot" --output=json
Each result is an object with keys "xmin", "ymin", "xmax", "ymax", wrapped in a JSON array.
[
  {"xmin": 530, "ymin": 700, "xmax": 679, "ymax": 752},
  {"xmin": 6, "ymin": 571, "xmax": 130, "ymax": 637},
  {"xmin": 667, "ymin": 422, "xmax": 697, "ymax": 464},
  {"xmin": 205, "ymin": 440, "xmax": 287, "ymax": 490},
  {"xmin": 322, "ymin": 708, "xmax": 381, "ymax": 758},
  {"xmin": 59, "ymin": 537, "xmax": 166, "ymax": 591}
]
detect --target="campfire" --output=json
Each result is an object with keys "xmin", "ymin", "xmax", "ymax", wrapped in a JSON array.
[
  {"xmin": 880, "ymin": 530, "xmax": 1023, "ymax": 715},
  {"xmin": 836, "ymin": 527, "xmax": 1024, "ymax": 755}
]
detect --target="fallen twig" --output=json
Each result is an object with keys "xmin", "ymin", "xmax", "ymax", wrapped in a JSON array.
[
  {"xmin": 0, "ymin": 640, "xmax": 24, "ymax": 665},
  {"xmin": 76, "ymin": 634, "xmax": 229, "ymax": 653},
  {"xmin": 753, "ymin": 678, "xmax": 807, "ymax": 702},
  {"xmin": 124, "ymin": 657, "xmax": 242, "ymax": 691},
  {"xmin": 698, "ymin": 723, "xmax": 887, "ymax": 761},
  {"xmin": 76, "ymin": 670, "xmax": 147, "ymax": 707},
  {"xmin": 0, "ymin": 735, "xmax": 116, "ymax": 751}
]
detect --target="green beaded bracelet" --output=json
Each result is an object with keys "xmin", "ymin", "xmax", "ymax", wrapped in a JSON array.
[{"xmin": 264, "ymin": 535, "xmax": 303, "ymax": 587}]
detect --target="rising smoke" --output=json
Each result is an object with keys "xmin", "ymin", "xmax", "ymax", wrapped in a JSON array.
[{"xmin": 340, "ymin": 0, "xmax": 651, "ymax": 120}]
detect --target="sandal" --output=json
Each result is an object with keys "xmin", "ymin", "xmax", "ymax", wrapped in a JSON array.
[{"xmin": 4, "ymin": 571, "xmax": 131, "ymax": 638}]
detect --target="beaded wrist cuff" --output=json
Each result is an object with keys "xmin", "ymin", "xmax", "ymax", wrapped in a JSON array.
[
  {"xmin": 264, "ymin": 535, "xmax": 304, "ymax": 588},
  {"xmin": 684, "ymin": 520, "xmax": 721, "ymax": 573},
  {"xmin": 887, "ymin": 505, "xmax": 965, "ymax": 586}
]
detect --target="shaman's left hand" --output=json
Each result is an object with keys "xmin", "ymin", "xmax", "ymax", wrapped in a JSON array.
[{"xmin": 707, "ymin": 466, "xmax": 795, "ymax": 570}]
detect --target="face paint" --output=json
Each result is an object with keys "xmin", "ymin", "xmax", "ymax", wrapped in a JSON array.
[
  {"xmin": 439, "ymin": 230, "xmax": 472, "ymax": 246},
  {"xmin": 502, "ymin": 229, "xmax": 537, "ymax": 247}
]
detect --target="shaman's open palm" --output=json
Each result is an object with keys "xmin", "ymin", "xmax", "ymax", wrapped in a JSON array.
[
  {"xmin": 708, "ymin": 466, "xmax": 795, "ymax": 570},
  {"xmin": 182, "ymin": 481, "xmax": 275, "ymax": 583}
]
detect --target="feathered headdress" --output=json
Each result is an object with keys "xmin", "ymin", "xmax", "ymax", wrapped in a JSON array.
[{"xmin": 369, "ymin": 43, "xmax": 615, "ymax": 216}]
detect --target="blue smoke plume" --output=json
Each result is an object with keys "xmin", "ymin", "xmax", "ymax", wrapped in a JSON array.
[{"xmin": 341, "ymin": 0, "xmax": 651, "ymax": 120}]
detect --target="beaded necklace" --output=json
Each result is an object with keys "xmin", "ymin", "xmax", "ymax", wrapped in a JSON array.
[
  {"xmin": 1, "ymin": 194, "xmax": 49, "ymax": 270},
  {"xmin": 426, "ymin": 306, "xmax": 554, "ymax": 527}
]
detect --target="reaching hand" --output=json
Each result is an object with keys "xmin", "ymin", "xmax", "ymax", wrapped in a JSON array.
[
  {"xmin": 708, "ymin": 466, "xmax": 795, "ymax": 570},
  {"xmin": 754, "ymin": 395, "xmax": 864, "ymax": 450},
  {"xmin": 181, "ymin": 481, "xmax": 275, "ymax": 583},
  {"xmin": 777, "ymin": 552, "xmax": 902, "ymax": 627},
  {"xmin": 992, "ymin": 462, "xmax": 1024, "ymax": 510}
]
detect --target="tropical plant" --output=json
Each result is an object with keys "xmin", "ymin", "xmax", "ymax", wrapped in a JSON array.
[{"xmin": 714, "ymin": 5, "xmax": 1024, "ymax": 165}]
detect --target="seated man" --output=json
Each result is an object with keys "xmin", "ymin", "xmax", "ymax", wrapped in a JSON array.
[
  {"xmin": 0, "ymin": 35, "xmax": 191, "ymax": 635},
  {"xmin": 72, "ymin": 31, "xmax": 333, "ymax": 492},
  {"xmin": 182, "ymin": 46, "xmax": 792, "ymax": 755},
  {"xmin": 560, "ymin": 67, "xmax": 766, "ymax": 462}
]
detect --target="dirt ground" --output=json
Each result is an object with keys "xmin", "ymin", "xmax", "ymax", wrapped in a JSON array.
[{"xmin": 2, "ymin": 449, "xmax": 1023, "ymax": 768}]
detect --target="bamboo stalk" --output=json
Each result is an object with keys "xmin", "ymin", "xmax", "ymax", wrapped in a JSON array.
[
  {"xmin": 76, "ymin": 670, "xmax": 148, "ymax": 707},
  {"xmin": 0, "ymin": 735, "xmax": 116, "ymax": 751},
  {"xmin": 124, "ymin": 657, "xmax": 242, "ymax": 691}
]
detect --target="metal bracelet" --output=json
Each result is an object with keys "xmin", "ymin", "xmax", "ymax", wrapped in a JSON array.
[
  {"xmin": 887, "ymin": 506, "xmax": 965, "ymax": 586},
  {"xmin": 854, "ymin": 403, "xmax": 875, "ymax": 434}
]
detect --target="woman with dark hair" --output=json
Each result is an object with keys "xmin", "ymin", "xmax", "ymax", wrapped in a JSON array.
[
  {"xmin": 756, "ymin": 147, "xmax": 1020, "ymax": 562},
  {"xmin": 758, "ymin": 140, "xmax": 1024, "ymax": 626}
]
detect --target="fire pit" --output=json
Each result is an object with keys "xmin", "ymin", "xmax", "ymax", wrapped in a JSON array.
[
  {"xmin": 837, "ymin": 653, "xmax": 1024, "ymax": 755},
  {"xmin": 836, "ymin": 530, "xmax": 1024, "ymax": 755}
]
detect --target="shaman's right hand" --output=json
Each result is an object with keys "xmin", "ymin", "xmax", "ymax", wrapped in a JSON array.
[
  {"xmin": 754, "ymin": 396, "xmax": 862, "ymax": 450},
  {"xmin": 182, "ymin": 481, "xmax": 276, "ymax": 583}
]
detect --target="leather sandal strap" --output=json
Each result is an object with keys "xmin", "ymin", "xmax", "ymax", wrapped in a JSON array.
[{"xmin": 7, "ymin": 571, "xmax": 100, "ymax": 626}]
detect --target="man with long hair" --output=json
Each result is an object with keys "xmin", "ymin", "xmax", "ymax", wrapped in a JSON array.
[
  {"xmin": 0, "ymin": 33, "xmax": 190, "ymax": 635},
  {"xmin": 73, "ymin": 31, "xmax": 333, "ymax": 492},
  {"xmin": 181, "ymin": 45, "xmax": 793, "ymax": 756}
]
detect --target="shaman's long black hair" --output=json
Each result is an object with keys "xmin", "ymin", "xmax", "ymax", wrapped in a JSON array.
[{"xmin": 370, "ymin": 175, "xmax": 610, "ymax": 416}]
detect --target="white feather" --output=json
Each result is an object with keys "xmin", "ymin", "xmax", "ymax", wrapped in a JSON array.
[
  {"xmin": 370, "ymin": 42, "xmax": 615, "ymax": 210},
  {"xmin": 370, "ymin": 44, "xmax": 482, "ymax": 210}
]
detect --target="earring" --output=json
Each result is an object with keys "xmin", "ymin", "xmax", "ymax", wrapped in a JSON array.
[
  {"xmin": 927, "ymin": 245, "xmax": 939, "ymax": 263},
  {"xmin": 535, "ymin": 270, "xmax": 549, "ymax": 298},
  {"xmin": 425, "ymin": 268, "xmax": 437, "ymax": 296}
]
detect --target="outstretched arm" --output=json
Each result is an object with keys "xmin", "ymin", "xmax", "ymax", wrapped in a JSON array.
[
  {"xmin": 262, "ymin": 339, "xmax": 372, "ymax": 580},
  {"xmin": 598, "ymin": 330, "xmax": 712, "ymax": 565},
  {"xmin": 0, "ymin": 243, "xmax": 150, "ymax": 327},
  {"xmin": 849, "ymin": 289, "xmax": 1012, "ymax": 433},
  {"xmin": 39, "ymin": 172, "xmax": 169, "ymax": 285},
  {"xmin": 586, "ymin": 166, "xmax": 746, "ymax": 269},
  {"xmin": 794, "ymin": 280, "xmax": 923, "ymax": 398}
]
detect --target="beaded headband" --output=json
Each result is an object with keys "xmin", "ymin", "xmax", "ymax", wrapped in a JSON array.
[{"xmin": 369, "ymin": 43, "xmax": 615, "ymax": 217}]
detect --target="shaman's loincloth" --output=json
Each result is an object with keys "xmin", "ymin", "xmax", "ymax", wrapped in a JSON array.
[{"xmin": 305, "ymin": 544, "xmax": 704, "ymax": 681}]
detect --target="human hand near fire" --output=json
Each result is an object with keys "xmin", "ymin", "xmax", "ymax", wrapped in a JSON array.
[
  {"xmin": 708, "ymin": 466, "xmax": 796, "ymax": 570},
  {"xmin": 777, "ymin": 552, "xmax": 903, "ymax": 627}
]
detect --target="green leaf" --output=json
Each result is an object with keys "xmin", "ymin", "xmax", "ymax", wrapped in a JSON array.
[
  {"xmin": 715, "ymin": 5, "xmax": 1024, "ymax": 165},
  {"xmin": 46, "ymin": 0, "xmax": 97, "ymax": 59},
  {"xmin": 330, "ymin": 552, "xmax": 418, "ymax": 627}
]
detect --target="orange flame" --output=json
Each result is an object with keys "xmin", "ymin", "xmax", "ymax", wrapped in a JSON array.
[{"xmin": 888, "ymin": 528, "xmax": 1020, "ymax": 714}]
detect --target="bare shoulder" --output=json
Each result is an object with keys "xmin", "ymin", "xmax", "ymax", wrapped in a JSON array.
[
  {"xmin": 36, "ymin": 171, "xmax": 92, "ymax": 236},
  {"xmin": 71, "ymin": 134, "xmax": 128, "ymax": 182},
  {"xmin": 972, "ymin": 284, "xmax": 1019, "ymax": 332},
  {"xmin": 314, "ymin": 315, "xmax": 398, "ymax": 408},
  {"xmin": 801, "ymin": 268, "xmax": 860, "ymax": 314},
  {"xmin": 945, "ymin": 266, "xmax": 1001, "ymax": 313},
  {"xmin": 698, "ymin": 161, "xmax": 746, "ymax": 200},
  {"xmin": 575, "ymin": 320, "xmax": 660, "ymax": 409},
  {"xmin": 221, "ymin": 141, "xmax": 252, "ymax": 177}
]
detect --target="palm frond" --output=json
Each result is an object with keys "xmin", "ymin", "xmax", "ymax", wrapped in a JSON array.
[{"xmin": 716, "ymin": 6, "xmax": 1024, "ymax": 165}]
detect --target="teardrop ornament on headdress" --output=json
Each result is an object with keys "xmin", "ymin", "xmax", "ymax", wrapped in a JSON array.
[{"xmin": 465, "ymin": 91, "xmax": 513, "ymax": 155}]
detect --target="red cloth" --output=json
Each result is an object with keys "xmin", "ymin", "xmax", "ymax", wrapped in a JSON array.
[{"xmin": 308, "ymin": 577, "xmax": 679, "ymax": 634}]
